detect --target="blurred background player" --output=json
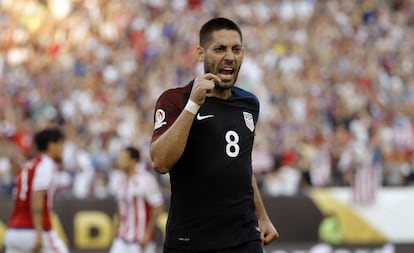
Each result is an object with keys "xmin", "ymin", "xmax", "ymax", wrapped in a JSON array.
[
  {"xmin": 109, "ymin": 146, "xmax": 164, "ymax": 253},
  {"xmin": 3, "ymin": 127, "xmax": 68, "ymax": 253}
]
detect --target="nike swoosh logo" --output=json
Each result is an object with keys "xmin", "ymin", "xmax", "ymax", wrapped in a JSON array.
[{"xmin": 196, "ymin": 113, "xmax": 214, "ymax": 120}]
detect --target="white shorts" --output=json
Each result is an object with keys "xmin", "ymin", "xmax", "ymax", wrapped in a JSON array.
[
  {"xmin": 109, "ymin": 238, "xmax": 156, "ymax": 253},
  {"xmin": 4, "ymin": 229, "xmax": 69, "ymax": 253}
]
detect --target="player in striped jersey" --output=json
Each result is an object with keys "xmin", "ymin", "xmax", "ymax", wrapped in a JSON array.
[
  {"xmin": 150, "ymin": 17, "xmax": 279, "ymax": 252},
  {"xmin": 109, "ymin": 146, "xmax": 164, "ymax": 253},
  {"xmin": 4, "ymin": 127, "xmax": 68, "ymax": 253}
]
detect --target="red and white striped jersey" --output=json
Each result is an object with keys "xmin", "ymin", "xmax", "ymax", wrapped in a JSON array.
[
  {"xmin": 8, "ymin": 154, "xmax": 58, "ymax": 230},
  {"xmin": 115, "ymin": 167, "xmax": 163, "ymax": 242}
]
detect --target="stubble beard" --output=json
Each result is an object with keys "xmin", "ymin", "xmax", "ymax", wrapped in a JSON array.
[{"xmin": 204, "ymin": 61, "xmax": 240, "ymax": 90}]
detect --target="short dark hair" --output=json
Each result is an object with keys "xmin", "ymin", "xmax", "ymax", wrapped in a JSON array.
[
  {"xmin": 34, "ymin": 127, "xmax": 65, "ymax": 152},
  {"xmin": 125, "ymin": 146, "xmax": 140, "ymax": 162},
  {"xmin": 199, "ymin": 17, "xmax": 243, "ymax": 48}
]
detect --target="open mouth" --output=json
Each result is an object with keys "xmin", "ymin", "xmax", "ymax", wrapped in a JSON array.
[{"xmin": 218, "ymin": 67, "xmax": 235, "ymax": 81}]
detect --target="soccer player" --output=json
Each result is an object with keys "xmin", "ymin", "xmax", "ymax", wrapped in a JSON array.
[
  {"xmin": 150, "ymin": 17, "xmax": 279, "ymax": 252},
  {"xmin": 3, "ymin": 127, "xmax": 68, "ymax": 253},
  {"xmin": 109, "ymin": 146, "xmax": 164, "ymax": 253}
]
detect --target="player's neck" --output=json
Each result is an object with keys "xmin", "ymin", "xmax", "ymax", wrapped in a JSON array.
[
  {"xmin": 42, "ymin": 152, "xmax": 54, "ymax": 162},
  {"xmin": 208, "ymin": 87, "xmax": 232, "ymax": 100},
  {"xmin": 126, "ymin": 167, "xmax": 135, "ymax": 178}
]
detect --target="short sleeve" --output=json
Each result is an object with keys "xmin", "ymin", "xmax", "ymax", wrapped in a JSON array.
[
  {"xmin": 151, "ymin": 85, "xmax": 191, "ymax": 142},
  {"xmin": 32, "ymin": 158, "xmax": 55, "ymax": 191},
  {"xmin": 143, "ymin": 173, "xmax": 164, "ymax": 207}
]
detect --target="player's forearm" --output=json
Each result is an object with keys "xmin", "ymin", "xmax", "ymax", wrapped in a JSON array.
[
  {"xmin": 151, "ymin": 111, "xmax": 195, "ymax": 174},
  {"xmin": 31, "ymin": 191, "xmax": 44, "ymax": 233},
  {"xmin": 147, "ymin": 205, "xmax": 164, "ymax": 233},
  {"xmin": 252, "ymin": 175, "xmax": 270, "ymax": 221}
]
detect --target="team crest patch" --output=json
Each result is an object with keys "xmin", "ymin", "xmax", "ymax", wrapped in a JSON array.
[
  {"xmin": 243, "ymin": 111, "xmax": 254, "ymax": 132},
  {"xmin": 154, "ymin": 109, "xmax": 167, "ymax": 130}
]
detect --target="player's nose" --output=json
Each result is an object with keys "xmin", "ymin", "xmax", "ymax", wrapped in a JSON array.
[{"xmin": 223, "ymin": 48, "xmax": 236, "ymax": 61}]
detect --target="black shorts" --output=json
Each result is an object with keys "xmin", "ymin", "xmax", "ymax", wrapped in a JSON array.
[{"xmin": 164, "ymin": 240, "xmax": 263, "ymax": 253}]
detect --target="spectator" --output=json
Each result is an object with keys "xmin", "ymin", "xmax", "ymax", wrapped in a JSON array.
[{"xmin": 0, "ymin": 0, "xmax": 414, "ymax": 199}]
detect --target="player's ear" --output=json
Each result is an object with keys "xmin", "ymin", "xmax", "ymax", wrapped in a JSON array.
[{"xmin": 196, "ymin": 45, "xmax": 204, "ymax": 62}]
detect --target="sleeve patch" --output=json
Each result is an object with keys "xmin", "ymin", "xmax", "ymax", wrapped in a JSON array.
[{"xmin": 154, "ymin": 109, "xmax": 167, "ymax": 130}]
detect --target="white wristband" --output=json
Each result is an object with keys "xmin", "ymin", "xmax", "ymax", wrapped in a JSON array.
[{"xmin": 184, "ymin": 99, "xmax": 200, "ymax": 114}]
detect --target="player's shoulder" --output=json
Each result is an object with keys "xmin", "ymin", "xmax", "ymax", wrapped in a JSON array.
[
  {"xmin": 33, "ymin": 154, "xmax": 55, "ymax": 174},
  {"xmin": 22, "ymin": 155, "xmax": 45, "ymax": 171},
  {"xmin": 136, "ymin": 168, "xmax": 159, "ymax": 184},
  {"xmin": 135, "ymin": 166, "xmax": 153, "ymax": 177},
  {"xmin": 230, "ymin": 86, "xmax": 260, "ymax": 112},
  {"xmin": 231, "ymin": 86, "xmax": 259, "ymax": 101},
  {"xmin": 157, "ymin": 82, "xmax": 192, "ymax": 101},
  {"xmin": 37, "ymin": 154, "xmax": 54, "ymax": 167}
]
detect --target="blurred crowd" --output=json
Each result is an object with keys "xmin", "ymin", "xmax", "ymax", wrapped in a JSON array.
[{"xmin": 1, "ymin": 0, "xmax": 414, "ymax": 199}]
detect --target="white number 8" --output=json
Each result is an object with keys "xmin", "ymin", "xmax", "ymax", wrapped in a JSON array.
[{"xmin": 225, "ymin": 130, "xmax": 240, "ymax": 157}]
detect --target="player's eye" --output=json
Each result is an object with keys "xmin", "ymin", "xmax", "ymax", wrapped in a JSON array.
[
  {"xmin": 214, "ymin": 47, "xmax": 225, "ymax": 53},
  {"xmin": 233, "ymin": 47, "xmax": 242, "ymax": 54}
]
